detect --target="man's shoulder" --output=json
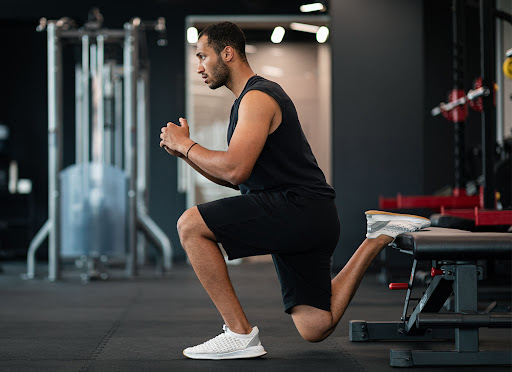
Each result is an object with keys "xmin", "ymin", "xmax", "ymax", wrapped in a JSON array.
[
  {"xmin": 238, "ymin": 89, "xmax": 280, "ymax": 114},
  {"xmin": 244, "ymin": 76, "xmax": 286, "ymax": 101},
  {"xmin": 249, "ymin": 76, "xmax": 279, "ymax": 89}
]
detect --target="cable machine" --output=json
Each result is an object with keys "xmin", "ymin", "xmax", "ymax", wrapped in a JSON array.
[{"xmin": 25, "ymin": 10, "xmax": 172, "ymax": 281}]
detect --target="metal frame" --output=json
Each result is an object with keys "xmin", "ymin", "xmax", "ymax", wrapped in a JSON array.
[
  {"xmin": 440, "ymin": 206, "xmax": 512, "ymax": 225},
  {"xmin": 25, "ymin": 16, "xmax": 172, "ymax": 280},
  {"xmin": 379, "ymin": 190, "xmax": 482, "ymax": 210},
  {"xmin": 47, "ymin": 22, "xmax": 63, "ymax": 281},
  {"xmin": 451, "ymin": 0, "xmax": 467, "ymax": 193},
  {"xmin": 496, "ymin": 0, "xmax": 505, "ymax": 147},
  {"xmin": 480, "ymin": 0, "xmax": 497, "ymax": 209},
  {"xmin": 124, "ymin": 20, "xmax": 139, "ymax": 277}
]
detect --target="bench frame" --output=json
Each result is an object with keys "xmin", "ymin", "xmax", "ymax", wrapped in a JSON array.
[{"xmin": 350, "ymin": 229, "xmax": 512, "ymax": 367}]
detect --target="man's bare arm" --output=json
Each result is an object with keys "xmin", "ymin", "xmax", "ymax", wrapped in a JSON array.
[
  {"xmin": 184, "ymin": 154, "xmax": 239, "ymax": 189},
  {"xmin": 160, "ymin": 90, "xmax": 278, "ymax": 186},
  {"xmin": 161, "ymin": 145, "xmax": 238, "ymax": 189}
]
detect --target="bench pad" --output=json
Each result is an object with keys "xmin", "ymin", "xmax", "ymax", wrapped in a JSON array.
[{"xmin": 394, "ymin": 227, "xmax": 512, "ymax": 260}]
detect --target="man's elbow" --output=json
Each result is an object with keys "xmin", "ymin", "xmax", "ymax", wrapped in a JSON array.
[{"xmin": 227, "ymin": 168, "xmax": 251, "ymax": 186}]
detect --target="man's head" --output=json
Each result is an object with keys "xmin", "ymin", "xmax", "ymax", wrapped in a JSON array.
[
  {"xmin": 195, "ymin": 22, "xmax": 248, "ymax": 90},
  {"xmin": 198, "ymin": 22, "xmax": 247, "ymax": 63}
]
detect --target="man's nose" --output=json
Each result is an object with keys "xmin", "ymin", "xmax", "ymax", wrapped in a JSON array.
[{"xmin": 197, "ymin": 62, "xmax": 204, "ymax": 74}]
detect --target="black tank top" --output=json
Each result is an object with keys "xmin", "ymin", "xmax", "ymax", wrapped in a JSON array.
[{"xmin": 227, "ymin": 75, "xmax": 335, "ymax": 199}]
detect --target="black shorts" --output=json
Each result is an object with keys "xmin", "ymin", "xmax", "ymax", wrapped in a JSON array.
[{"xmin": 197, "ymin": 190, "xmax": 340, "ymax": 313}]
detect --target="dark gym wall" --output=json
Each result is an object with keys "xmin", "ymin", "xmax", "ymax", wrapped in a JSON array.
[{"xmin": 330, "ymin": 0, "xmax": 425, "ymax": 269}]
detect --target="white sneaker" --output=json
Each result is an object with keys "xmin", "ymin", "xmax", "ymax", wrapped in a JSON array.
[
  {"xmin": 365, "ymin": 210, "xmax": 431, "ymax": 239},
  {"xmin": 183, "ymin": 325, "xmax": 267, "ymax": 360}
]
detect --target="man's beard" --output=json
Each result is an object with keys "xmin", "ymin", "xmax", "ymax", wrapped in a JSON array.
[{"xmin": 208, "ymin": 58, "xmax": 230, "ymax": 90}]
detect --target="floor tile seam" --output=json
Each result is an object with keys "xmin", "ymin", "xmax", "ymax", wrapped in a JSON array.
[
  {"xmin": 77, "ymin": 287, "xmax": 144, "ymax": 372},
  {"xmin": 327, "ymin": 338, "xmax": 368, "ymax": 372}
]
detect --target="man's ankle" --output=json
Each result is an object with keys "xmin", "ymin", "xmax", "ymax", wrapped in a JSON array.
[{"xmin": 226, "ymin": 323, "xmax": 253, "ymax": 335}]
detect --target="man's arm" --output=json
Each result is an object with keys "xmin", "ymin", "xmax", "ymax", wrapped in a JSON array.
[
  {"xmin": 160, "ymin": 90, "xmax": 278, "ymax": 186},
  {"xmin": 164, "ymin": 147, "xmax": 239, "ymax": 189}
]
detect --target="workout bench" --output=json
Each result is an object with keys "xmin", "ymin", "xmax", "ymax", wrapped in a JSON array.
[{"xmin": 350, "ymin": 227, "xmax": 512, "ymax": 367}]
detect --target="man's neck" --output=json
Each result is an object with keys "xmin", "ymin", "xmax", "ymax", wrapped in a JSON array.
[{"xmin": 226, "ymin": 64, "xmax": 256, "ymax": 98}]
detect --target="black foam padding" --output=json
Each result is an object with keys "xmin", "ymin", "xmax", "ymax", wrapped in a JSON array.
[{"xmin": 395, "ymin": 227, "xmax": 512, "ymax": 260}]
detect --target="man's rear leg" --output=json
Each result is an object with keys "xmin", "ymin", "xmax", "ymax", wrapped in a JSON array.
[
  {"xmin": 290, "ymin": 235, "xmax": 392, "ymax": 342},
  {"xmin": 290, "ymin": 210, "xmax": 431, "ymax": 342}
]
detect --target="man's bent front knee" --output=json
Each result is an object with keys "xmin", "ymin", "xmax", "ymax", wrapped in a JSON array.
[{"xmin": 177, "ymin": 207, "xmax": 216, "ymax": 249}]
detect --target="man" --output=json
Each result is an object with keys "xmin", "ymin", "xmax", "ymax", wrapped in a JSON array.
[{"xmin": 159, "ymin": 22, "xmax": 430, "ymax": 360}]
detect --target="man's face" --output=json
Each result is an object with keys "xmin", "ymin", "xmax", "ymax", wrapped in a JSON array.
[{"xmin": 196, "ymin": 36, "xmax": 230, "ymax": 90}]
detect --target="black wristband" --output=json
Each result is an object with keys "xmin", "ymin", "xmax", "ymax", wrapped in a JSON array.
[{"xmin": 186, "ymin": 142, "xmax": 198, "ymax": 158}]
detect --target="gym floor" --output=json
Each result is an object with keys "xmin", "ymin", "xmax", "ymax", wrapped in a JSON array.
[{"xmin": 0, "ymin": 260, "xmax": 510, "ymax": 372}]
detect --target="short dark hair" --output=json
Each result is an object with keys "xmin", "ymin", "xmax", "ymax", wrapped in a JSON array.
[{"xmin": 198, "ymin": 22, "xmax": 247, "ymax": 62}]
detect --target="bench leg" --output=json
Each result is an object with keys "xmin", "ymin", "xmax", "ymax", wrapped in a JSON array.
[
  {"xmin": 349, "ymin": 321, "xmax": 453, "ymax": 342},
  {"xmin": 454, "ymin": 264, "xmax": 479, "ymax": 352},
  {"xmin": 390, "ymin": 350, "xmax": 512, "ymax": 367}
]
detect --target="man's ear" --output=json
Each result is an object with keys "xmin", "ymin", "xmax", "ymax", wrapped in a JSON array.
[{"xmin": 223, "ymin": 46, "xmax": 235, "ymax": 62}]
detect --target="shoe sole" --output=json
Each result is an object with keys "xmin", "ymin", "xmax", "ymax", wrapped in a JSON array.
[
  {"xmin": 183, "ymin": 346, "xmax": 267, "ymax": 360},
  {"xmin": 365, "ymin": 210, "xmax": 430, "ymax": 225}
]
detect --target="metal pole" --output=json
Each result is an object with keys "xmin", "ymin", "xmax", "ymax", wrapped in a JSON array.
[
  {"xmin": 97, "ymin": 35, "xmax": 105, "ymax": 163},
  {"xmin": 143, "ymin": 71, "xmax": 150, "ymax": 209},
  {"xmin": 454, "ymin": 265, "xmax": 479, "ymax": 352},
  {"xmin": 24, "ymin": 220, "xmax": 51, "ymax": 279},
  {"xmin": 47, "ymin": 22, "xmax": 63, "ymax": 282},
  {"xmin": 480, "ymin": 0, "xmax": 497, "ymax": 209},
  {"xmin": 75, "ymin": 65, "xmax": 83, "ymax": 163},
  {"xmin": 137, "ymin": 74, "xmax": 147, "ymax": 266},
  {"xmin": 104, "ymin": 62, "xmax": 114, "ymax": 165},
  {"xmin": 82, "ymin": 35, "xmax": 90, "ymax": 164},
  {"xmin": 452, "ymin": 0, "xmax": 466, "ymax": 193},
  {"xmin": 124, "ymin": 20, "xmax": 139, "ymax": 277},
  {"xmin": 137, "ymin": 209, "xmax": 173, "ymax": 272},
  {"xmin": 91, "ymin": 43, "xmax": 99, "ymax": 163},
  {"xmin": 114, "ymin": 71, "xmax": 123, "ymax": 169},
  {"xmin": 496, "ymin": 3, "xmax": 504, "ymax": 148}
]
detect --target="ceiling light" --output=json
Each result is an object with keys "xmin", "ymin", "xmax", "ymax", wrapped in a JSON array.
[
  {"xmin": 316, "ymin": 26, "xmax": 329, "ymax": 43},
  {"xmin": 300, "ymin": 3, "xmax": 326, "ymax": 13},
  {"xmin": 187, "ymin": 27, "xmax": 198, "ymax": 44},
  {"xmin": 290, "ymin": 22, "xmax": 320, "ymax": 34},
  {"xmin": 271, "ymin": 26, "xmax": 285, "ymax": 44}
]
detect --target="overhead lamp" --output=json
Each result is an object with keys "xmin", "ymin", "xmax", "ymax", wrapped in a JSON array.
[
  {"xmin": 300, "ymin": 3, "xmax": 326, "ymax": 13},
  {"xmin": 316, "ymin": 26, "xmax": 329, "ymax": 43},
  {"xmin": 271, "ymin": 26, "xmax": 285, "ymax": 44},
  {"xmin": 290, "ymin": 22, "xmax": 320, "ymax": 34},
  {"xmin": 290, "ymin": 22, "xmax": 329, "ymax": 43},
  {"xmin": 187, "ymin": 27, "xmax": 198, "ymax": 44}
]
